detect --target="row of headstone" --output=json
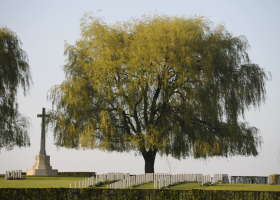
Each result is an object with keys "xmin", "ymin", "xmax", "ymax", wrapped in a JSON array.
[
  {"xmin": 202, "ymin": 175, "xmax": 210, "ymax": 186},
  {"xmin": 70, "ymin": 176, "xmax": 95, "ymax": 188},
  {"xmin": 70, "ymin": 173, "xmax": 279, "ymax": 188},
  {"xmin": 154, "ymin": 173, "xmax": 169, "ymax": 181},
  {"xmin": 136, "ymin": 174, "xmax": 145, "ymax": 184},
  {"xmin": 108, "ymin": 178, "xmax": 130, "ymax": 188},
  {"xmin": 116, "ymin": 173, "xmax": 124, "ymax": 180},
  {"xmin": 97, "ymin": 173, "xmax": 107, "ymax": 182},
  {"xmin": 5, "ymin": 170, "xmax": 22, "ymax": 180},
  {"xmin": 125, "ymin": 173, "xmax": 130, "ymax": 179},
  {"xmin": 154, "ymin": 173, "xmax": 276, "ymax": 186},
  {"xmin": 145, "ymin": 173, "xmax": 154, "ymax": 182},
  {"xmin": 131, "ymin": 173, "xmax": 152, "ymax": 186},
  {"xmin": 155, "ymin": 174, "xmax": 203, "ymax": 182},
  {"xmin": 107, "ymin": 173, "xmax": 154, "ymax": 188},
  {"xmin": 154, "ymin": 176, "xmax": 171, "ymax": 188},
  {"xmin": 71, "ymin": 173, "xmax": 153, "ymax": 188},
  {"xmin": 108, "ymin": 176, "xmax": 133, "ymax": 188},
  {"xmin": 214, "ymin": 174, "xmax": 229, "ymax": 183},
  {"xmin": 158, "ymin": 179, "xmax": 164, "ymax": 188},
  {"xmin": 154, "ymin": 173, "xmax": 231, "ymax": 188},
  {"xmin": 187, "ymin": 174, "xmax": 203, "ymax": 182},
  {"xmin": 71, "ymin": 172, "xmax": 133, "ymax": 188},
  {"xmin": 96, "ymin": 172, "xmax": 127, "ymax": 182},
  {"xmin": 107, "ymin": 172, "xmax": 115, "ymax": 180},
  {"xmin": 153, "ymin": 174, "xmax": 204, "ymax": 188}
]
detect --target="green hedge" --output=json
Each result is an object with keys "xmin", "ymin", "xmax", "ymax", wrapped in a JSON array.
[
  {"xmin": 0, "ymin": 188, "xmax": 280, "ymax": 200},
  {"xmin": 57, "ymin": 172, "xmax": 95, "ymax": 176},
  {"xmin": 22, "ymin": 172, "xmax": 95, "ymax": 176}
]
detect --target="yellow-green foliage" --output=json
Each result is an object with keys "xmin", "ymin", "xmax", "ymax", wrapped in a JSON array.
[
  {"xmin": 270, "ymin": 174, "xmax": 280, "ymax": 185},
  {"xmin": 47, "ymin": 13, "xmax": 270, "ymax": 163}
]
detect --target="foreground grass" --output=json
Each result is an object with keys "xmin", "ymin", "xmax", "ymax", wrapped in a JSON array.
[
  {"xmin": 136, "ymin": 182, "xmax": 280, "ymax": 191},
  {"xmin": 0, "ymin": 176, "xmax": 90, "ymax": 188},
  {"xmin": 136, "ymin": 182, "xmax": 154, "ymax": 189}
]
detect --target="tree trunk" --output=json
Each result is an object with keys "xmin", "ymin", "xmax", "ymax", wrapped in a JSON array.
[{"xmin": 142, "ymin": 149, "xmax": 157, "ymax": 174}]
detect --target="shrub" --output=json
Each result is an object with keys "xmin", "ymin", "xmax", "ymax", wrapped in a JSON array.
[
  {"xmin": 270, "ymin": 174, "xmax": 280, "ymax": 185},
  {"xmin": 203, "ymin": 181, "xmax": 213, "ymax": 186}
]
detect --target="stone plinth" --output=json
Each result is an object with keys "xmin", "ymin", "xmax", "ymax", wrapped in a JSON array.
[
  {"xmin": 26, "ymin": 154, "xmax": 58, "ymax": 176},
  {"xmin": 26, "ymin": 169, "xmax": 58, "ymax": 176}
]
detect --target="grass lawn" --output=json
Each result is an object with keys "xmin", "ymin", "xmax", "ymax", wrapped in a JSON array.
[
  {"xmin": 136, "ymin": 182, "xmax": 280, "ymax": 191},
  {"xmin": 1, "ymin": 177, "xmax": 280, "ymax": 191},
  {"xmin": 0, "ymin": 176, "xmax": 91, "ymax": 188}
]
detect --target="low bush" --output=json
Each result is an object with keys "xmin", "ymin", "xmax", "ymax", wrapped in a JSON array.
[{"xmin": 203, "ymin": 181, "xmax": 213, "ymax": 186}]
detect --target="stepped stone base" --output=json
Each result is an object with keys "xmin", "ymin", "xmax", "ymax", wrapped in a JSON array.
[
  {"xmin": 27, "ymin": 154, "xmax": 58, "ymax": 176},
  {"xmin": 26, "ymin": 169, "xmax": 58, "ymax": 176}
]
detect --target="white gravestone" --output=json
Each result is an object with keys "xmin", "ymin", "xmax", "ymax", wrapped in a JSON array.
[
  {"xmin": 202, "ymin": 175, "xmax": 210, "ymax": 186},
  {"xmin": 125, "ymin": 173, "xmax": 130, "ymax": 179},
  {"xmin": 268, "ymin": 176, "xmax": 272, "ymax": 184},
  {"xmin": 154, "ymin": 178, "xmax": 158, "ymax": 189},
  {"xmin": 214, "ymin": 174, "xmax": 228, "ymax": 183}
]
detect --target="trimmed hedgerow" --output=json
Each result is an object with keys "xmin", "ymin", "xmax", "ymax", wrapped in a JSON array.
[
  {"xmin": 22, "ymin": 172, "xmax": 95, "ymax": 177},
  {"xmin": 0, "ymin": 188, "xmax": 280, "ymax": 200},
  {"xmin": 57, "ymin": 172, "xmax": 95, "ymax": 177}
]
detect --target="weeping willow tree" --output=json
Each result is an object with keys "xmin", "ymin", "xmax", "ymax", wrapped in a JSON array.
[
  {"xmin": 0, "ymin": 26, "xmax": 32, "ymax": 151},
  {"xmin": 47, "ymin": 13, "xmax": 270, "ymax": 173}
]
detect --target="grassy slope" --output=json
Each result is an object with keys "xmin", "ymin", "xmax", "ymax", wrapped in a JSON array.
[{"xmin": 0, "ymin": 176, "xmax": 91, "ymax": 188}]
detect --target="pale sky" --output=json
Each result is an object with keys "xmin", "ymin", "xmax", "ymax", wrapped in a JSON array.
[{"xmin": 0, "ymin": 0, "xmax": 279, "ymax": 176}]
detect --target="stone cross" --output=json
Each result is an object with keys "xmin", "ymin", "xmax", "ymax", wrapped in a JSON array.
[{"xmin": 37, "ymin": 108, "xmax": 50, "ymax": 155}]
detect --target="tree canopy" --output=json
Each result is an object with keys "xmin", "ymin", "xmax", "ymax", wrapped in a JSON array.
[
  {"xmin": 0, "ymin": 26, "xmax": 32, "ymax": 151},
  {"xmin": 47, "ymin": 13, "xmax": 270, "ymax": 173}
]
